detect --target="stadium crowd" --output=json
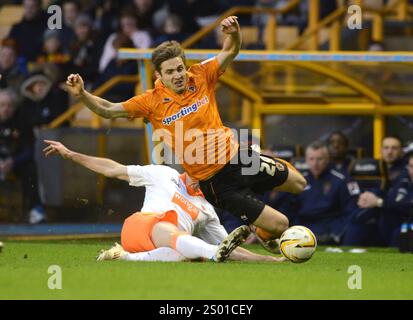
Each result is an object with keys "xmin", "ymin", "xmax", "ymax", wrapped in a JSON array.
[{"xmin": 0, "ymin": 0, "xmax": 412, "ymax": 248}]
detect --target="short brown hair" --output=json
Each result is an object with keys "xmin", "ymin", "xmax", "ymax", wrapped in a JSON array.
[
  {"xmin": 151, "ymin": 41, "xmax": 185, "ymax": 73},
  {"xmin": 306, "ymin": 140, "xmax": 327, "ymax": 152}
]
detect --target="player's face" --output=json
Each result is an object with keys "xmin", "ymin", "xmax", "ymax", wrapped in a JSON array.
[
  {"xmin": 120, "ymin": 16, "xmax": 137, "ymax": 36},
  {"xmin": 74, "ymin": 23, "xmax": 90, "ymax": 41},
  {"xmin": 157, "ymin": 57, "xmax": 187, "ymax": 94},
  {"xmin": 381, "ymin": 138, "xmax": 402, "ymax": 165},
  {"xmin": 0, "ymin": 94, "xmax": 15, "ymax": 122},
  {"xmin": 328, "ymin": 134, "xmax": 347, "ymax": 159},
  {"xmin": 23, "ymin": 0, "xmax": 39, "ymax": 20},
  {"xmin": 0, "ymin": 47, "xmax": 17, "ymax": 71},
  {"xmin": 31, "ymin": 81, "xmax": 49, "ymax": 99},
  {"xmin": 306, "ymin": 147, "xmax": 330, "ymax": 178},
  {"xmin": 63, "ymin": 2, "xmax": 79, "ymax": 26}
]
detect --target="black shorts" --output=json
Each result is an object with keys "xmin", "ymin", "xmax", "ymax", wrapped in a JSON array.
[{"xmin": 199, "ymin": 148, "xmax": 289, "ymax": 224}]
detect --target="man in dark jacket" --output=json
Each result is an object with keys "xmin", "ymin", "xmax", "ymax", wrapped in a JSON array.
[
  {"xmin": 0, "ymin": 87, "xmax": 45, "ymax": 223},
  {"xmin": 8, "ymin": 0, "xmax": 48, "ymax": 62},
  {"xmin": 358, "ymin": 154, "xmax": 413, "ymax": 246},
  {"xmin": 19, "ymin": 71, "xmax": 69, "ymax": 128}
]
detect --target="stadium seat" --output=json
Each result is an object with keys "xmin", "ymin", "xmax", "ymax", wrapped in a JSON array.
[
  {"xmin": 348, "ymin": 147, "xmax": 365, "ymax": 159},
  {"xmin": 290, "ymin": 157, "xmax": 309, "ymax": 174},
  {"xmin": 349, "ymin": 158, "xmax": 389, "ymax": 192},
  {"xmin": 240, "ymin": 26, "xmax": 260, "ymax": 48},
  {"xmin": 263, "ymin": 26, "xmax": 299, "ymax": 48},
  {"xmin": 272, "ymin": 144, "xmax": 303, "ymax": 162}
]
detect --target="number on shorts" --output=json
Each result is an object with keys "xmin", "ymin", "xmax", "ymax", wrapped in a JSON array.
[{"xmin": 259, "ymin": 156, "xmax": 276, "ymax": 176}]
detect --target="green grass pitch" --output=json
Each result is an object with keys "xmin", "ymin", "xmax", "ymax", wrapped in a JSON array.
[{"xmin": 0, "ymin": 239, "xmax": 412, "ymax": 300}]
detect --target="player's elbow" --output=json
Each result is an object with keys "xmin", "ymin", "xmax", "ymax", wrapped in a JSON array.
[
  {"xmin": 101, "ymin": 109, "xmax": 114, "ymax": 119},
  {"xmin": 295, "ymin": 177, "xmax": 307, "ymax": 194}
]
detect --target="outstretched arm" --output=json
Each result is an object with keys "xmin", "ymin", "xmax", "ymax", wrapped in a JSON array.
[
  {"xmin": 217, "ymin": 16, "xmax": 242, "ymax": 71},
  {"xmin": 43, "ymin": 140, "xmax": 129, "ymax": 181},
  {"xmin": 65, "ymin": 74, "xmax": 128, "ymax": 119},
  {"xmin": 229, "ymin": 246, "xmax": 287, "ymax": 263}
]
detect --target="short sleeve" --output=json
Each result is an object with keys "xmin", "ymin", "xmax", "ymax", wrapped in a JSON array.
[
  {"xmin": 193, "ymin": 57, "xmax": 225, "ymax": 85},
  {"xmin": 122, "ymin": 92, "xmax": 152, "ymax": 119},
  {"xmin": 127, "ymin": 165, "xmax": 155, "ymax": 187}
]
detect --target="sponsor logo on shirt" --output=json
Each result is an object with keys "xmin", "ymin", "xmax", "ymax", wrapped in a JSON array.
[
  {"xmin": 172, "ymin": 192, "xmax": 199, "ymax": 220},
  {"xmin": 162, "ymin": 96, "xmax": 209, "ymax": 126}
]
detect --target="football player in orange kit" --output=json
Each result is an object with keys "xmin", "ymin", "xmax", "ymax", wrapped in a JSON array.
[{"xmin": 65, "ymin": 16, "xmax": 307, "ymax": 253}]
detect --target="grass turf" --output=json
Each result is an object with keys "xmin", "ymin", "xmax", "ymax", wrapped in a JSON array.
[{"xmin": 0, "ymin": 239, "xmax": 412, "ymax": 300}]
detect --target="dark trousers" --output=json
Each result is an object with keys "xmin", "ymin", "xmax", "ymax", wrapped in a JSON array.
[{"xmin": 13, "ymin": 159, "xmax": 42, "ymax": 211}]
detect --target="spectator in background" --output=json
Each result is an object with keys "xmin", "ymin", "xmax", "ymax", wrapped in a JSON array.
[
  {"xmin": 353, "ymin": 135, "xmax": 407, "ymax": 245},
  {"xmin": 60, "ymin": 0, "xmax": 82, "ymax": 53},
  {"xmin": 0, "ymin": 88, "xmax": 45, "ymax": 224},
  {"xmin": 35, "ymin": 30, "xmax": 71, "ymax": 81},
  {"xmin": 133, "ymin": 0, "xmax": 162, "ymax": 33},
  {"xmin": 153, "ymin": 14, "xmax": 189, "ymax": 47},
  {"xmin": 69, "ymin": 14, "xmax": 101, "ymax": 86},
  {"xmin": 99, "ymin": 10, "xmax": 151, "ymax": 73},
  {"xmin": 381, "ymin": 135, "xmax": 405, "ymax": 184},
  {"xmin": 327, "ymin": 131, "xmax": 354, "ymax": 175},
  {"xmin": 357, "ymin": 154, "xmax": 413, "ymax": 247},
  {"xmin": 0, "ymin": 39, "xmax": 26, "ymax": 93},
  {"xmin": 19, "ymin": 71, "xmax": 69, "ymax": 128},
  {"xmin": 8, "ymin": 0, "xmax": 48, "ymax": 62},
  {"xmin": 161, "ymin": 0, "xmax": 200, "ymax": 34},
  {"xmin": 92, "ymin": 0, "xmax": 132, "ymax": 41},
  {"xmin": 220, "ymin": 0, "xmax": 255, "ymax": 25},
  {"xmin": 93, "ymin": 35, "xmax": 138, "ymax": 102},
  {"xmin": 278, "ymin": 141, "xmax": 361, "ymax": 245},
  {"xmin": 252, "ymin": 0, "xmax": 285, "ymax": 45}
]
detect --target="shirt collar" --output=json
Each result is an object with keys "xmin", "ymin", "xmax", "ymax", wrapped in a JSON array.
[{"xmin": 179, "ymin": 173, "xmax": 204, "ymax": 197}]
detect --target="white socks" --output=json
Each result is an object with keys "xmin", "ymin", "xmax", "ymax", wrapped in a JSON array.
[
  {"xmin": 123, "ymin": 247, "xmax": 186, "ymax": 262},
  {"xmin": 121, "ymin": 235, "xmax": 219, "ymax": 262},
  {"xmin": 174, "ymin": 234, "xmax": 217, "ymax": 260}
]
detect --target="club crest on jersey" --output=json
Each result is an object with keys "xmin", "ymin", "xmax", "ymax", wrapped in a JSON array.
[
  {"xmin": 162, "ymin": 96, "xmax": 209, "ymax": 125},
  {"xmin": 163, "ymin": 97, "xmax": 172, "ymax": 103},
  {"xmin": 188, "ymin": 85, "xmax": 196, "ymax": 93}
]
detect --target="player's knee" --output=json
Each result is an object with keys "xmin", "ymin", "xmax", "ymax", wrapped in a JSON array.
[
  {"xmin": 267, "ymin": 214, "xmax": 289, "ymax": 236},
  {"xmin": 278, "ymin": 214, "xmax": 289, "ymax": 233}
]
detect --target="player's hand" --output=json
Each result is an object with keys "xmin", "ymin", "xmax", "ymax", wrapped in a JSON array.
[
  {"xmin": 43, "ymin": 140, "xmax": 72, "ymax": 159},
  {"xmin": 220, "ymin": 16, "xmax": 240, "ymax": 35},
  {"xmin": 266, "ymin": 255, "xmax": 288, "ymax": 263},
  {"xmin": 65, "ymin": 73, "xmax": 85, "ymax": 97},
  {"xmin": 357, "ymin": 191, "xmax": 379, "ymax": 208}
]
